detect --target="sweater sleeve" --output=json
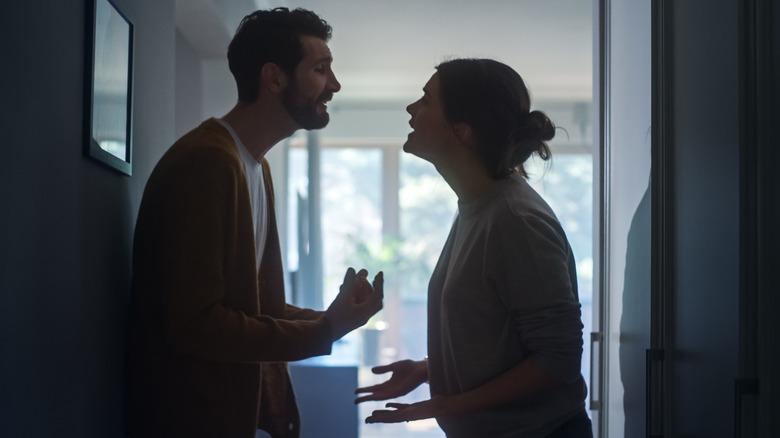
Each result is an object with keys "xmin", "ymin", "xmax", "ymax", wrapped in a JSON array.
[
  {"xmin": 493, "ymin": 214, "xmax": 584, "ymax": 383},
  {"xmin": 137, "ymin": 142, "xmax": 332, "ymax": 364}
]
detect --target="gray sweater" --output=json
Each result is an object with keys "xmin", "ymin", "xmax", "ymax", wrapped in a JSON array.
[{"xmin": 427, "ymin": 173, "xmax": 587, "ymax": 437}]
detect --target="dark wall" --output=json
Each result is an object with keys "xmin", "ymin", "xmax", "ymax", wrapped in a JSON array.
[
  {"xmin": 666, "ymin": 0, "xmax": 780, "ymax": 435},
  {"xmin": 761, "ymin": 1, "xmax": 780, "ymax": 434},
  {"xmin": 0, "ymin": 0, "xmax": 175, "ymax": 436},
  {"xmin": 668, "ymin": 0, "xmax": 741, "ymax": 434},
  {"xmin": 174, "ymin": 29, "xmax": 203, "ymax": 139}
]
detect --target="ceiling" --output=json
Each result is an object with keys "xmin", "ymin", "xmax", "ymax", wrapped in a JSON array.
[{"xmin": 177, "ymin": 0, "xmax": 593, "ymax": 103}]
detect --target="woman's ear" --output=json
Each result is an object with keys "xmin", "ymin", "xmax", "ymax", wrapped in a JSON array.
[
  {"xmin": 260, "ymin": 63, "xmax": 289, "ymax": 94},
  {"xmin": 451, "ymin": 122, "xmax": 474, "ymax": 146}
]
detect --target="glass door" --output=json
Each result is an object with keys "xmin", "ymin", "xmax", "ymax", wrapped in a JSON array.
[{"xmin": 594, "ymin": 0, "xmax": 652, "ymax": 436}]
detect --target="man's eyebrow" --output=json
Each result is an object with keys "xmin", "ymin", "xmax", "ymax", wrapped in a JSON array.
[{"xmin": 312, "ymin": 55, "xmax": 333, "ymax": 64}]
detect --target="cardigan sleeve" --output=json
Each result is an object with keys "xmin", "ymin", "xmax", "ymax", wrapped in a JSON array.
[
  {"xmin": 137, "ymin": 142, "xmax": 333, "ymax": 364},
  {"xmin": 285, "ymin": 304, "xmax": 326, "ymax": 321}
]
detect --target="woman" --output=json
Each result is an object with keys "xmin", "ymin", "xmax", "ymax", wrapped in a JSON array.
[{"xmin": 355, "ymin": 59, "xmax": 591, "ymax": 437}]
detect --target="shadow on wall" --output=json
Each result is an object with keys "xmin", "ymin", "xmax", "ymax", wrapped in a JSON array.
[{"xmin": 619, "ymin": 182, "xmax": 651, "ymax": 437}]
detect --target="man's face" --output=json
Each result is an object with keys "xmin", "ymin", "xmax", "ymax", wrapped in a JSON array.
[{"xmin": 282, "ymin": 35, "xmax": 341, "ymax": 130}]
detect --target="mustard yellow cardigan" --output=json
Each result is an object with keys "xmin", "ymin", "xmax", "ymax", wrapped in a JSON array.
[{"xmin": 126, "ymin": 118, "xmax": 333, "ymax": 437}]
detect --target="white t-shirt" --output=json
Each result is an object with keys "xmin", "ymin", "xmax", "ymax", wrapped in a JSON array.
[{"xmin": 216, "ymin": 119, "xmax": 267, "ymax": 274}]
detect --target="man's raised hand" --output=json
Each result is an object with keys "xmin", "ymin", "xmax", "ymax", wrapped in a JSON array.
[{"xmin": 324, "ymin": 268, "xmax": 384, "ymax": 341}]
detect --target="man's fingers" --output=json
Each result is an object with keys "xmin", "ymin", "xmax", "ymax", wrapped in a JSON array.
[
  {"xmin": 342, "ymin": 267, "xmax": 356, "ymax": 284},
  {"xmin": 367, "ymin": 271, "xmax": 385, "ymax": 311},
  {"xmin": 340, "ymin": 267, "xmax": 357, "ymax": 294},
  {"xmin": 357, "ymin": 268, "xmax": 369, "ymax": 278},
  {"xmin": 373, "ymin": 272, "xmax": 384, "ymax": 298}
]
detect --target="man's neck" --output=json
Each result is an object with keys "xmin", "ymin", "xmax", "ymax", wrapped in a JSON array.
[{"xmin": 221, "ymin": 102, "xmax": 298, "ymax": 161}]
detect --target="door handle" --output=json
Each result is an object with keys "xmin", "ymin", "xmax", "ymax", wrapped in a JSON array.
[
  {"xmin": 589, "ymin": 332, "xmax": 603, "ymax": 410},
  {"xmin": 646, "ymin": 349, "xmax": 664, "ymax": 438},
  {"xmin": 734, "ymin": 378, "xmax": 759, "ymax": 438}
]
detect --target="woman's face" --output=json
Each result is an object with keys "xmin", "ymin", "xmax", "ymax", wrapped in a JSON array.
[{"xmin": 403, "ymin": 73, "xmax": 457, "ymax": 165}]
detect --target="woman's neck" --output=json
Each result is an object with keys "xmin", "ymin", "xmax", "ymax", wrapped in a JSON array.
[{"xmin": 438, "ymin": 160, "xmax": 497, "ymax": 204}]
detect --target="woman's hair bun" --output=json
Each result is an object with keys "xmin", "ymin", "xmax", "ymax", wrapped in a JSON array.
[
  {"xmin": 510, "ymin": 110, "xmax": 554, "ymax": 167},
  {"xmin": 524, "ymin": 110, "xmax": 556, "ymax": 144}
]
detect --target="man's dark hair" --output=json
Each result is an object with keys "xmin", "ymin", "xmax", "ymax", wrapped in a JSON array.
[{"xmin": 227, "ymin": 7, "xmax": 332, "ymax": 103}]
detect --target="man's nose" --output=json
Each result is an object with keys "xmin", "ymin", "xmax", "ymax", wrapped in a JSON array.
[{"xmin": 329, "ymin": 72, "xmax": 342, "ymax": 93}]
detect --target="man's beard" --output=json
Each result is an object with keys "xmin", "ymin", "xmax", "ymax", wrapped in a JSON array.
[{"xmin": 282, "ymin": 82, "xmax": 331, "ymax": 130}]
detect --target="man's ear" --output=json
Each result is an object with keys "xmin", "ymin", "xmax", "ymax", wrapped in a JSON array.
[
  {"xmin": 260, "ymin": 63, "xmax": 289, "ymax": 94},
  {"xmin": 451, "ymin": 122, "xmax": 474, "ymax": 146}
]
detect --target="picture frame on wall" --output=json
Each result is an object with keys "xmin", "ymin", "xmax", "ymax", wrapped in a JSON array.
[{"xmin": 83, "ymin": 0, "xmax": 133, "ymax": 176}]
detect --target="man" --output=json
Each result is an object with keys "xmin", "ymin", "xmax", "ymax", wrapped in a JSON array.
[{"xmin": 126, "ymin": 8, "xmax": 383, "ymax": 438}]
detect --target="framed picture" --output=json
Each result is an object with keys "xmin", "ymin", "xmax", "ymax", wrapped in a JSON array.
[{"xmin": 83, "ymin": 0, "xmax": 134, "ymax": 176}]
